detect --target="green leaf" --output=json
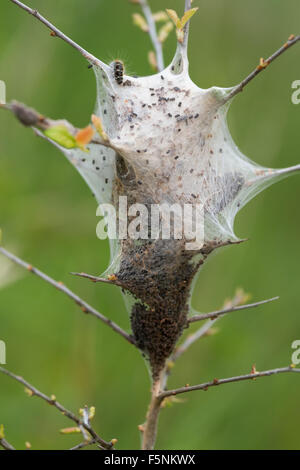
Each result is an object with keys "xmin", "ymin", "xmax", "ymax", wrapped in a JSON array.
[{"xmin": 44, "ymin": 125, "xmax": 77, "ymax": 149}]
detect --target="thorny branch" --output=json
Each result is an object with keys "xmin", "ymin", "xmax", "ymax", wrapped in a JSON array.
[
  {"xmin": 139, "ymin": 0, "xmax": 165, "ymax": 72},
  {"xmin": 225, "ymin": 34, "xmax": 300, "ymax": 102},
  {"xmin": 0, "ymin": 247, "xmax": 136, "ymax": 346},
  {"xmin": 0, "ymin": 366, "xmax": 116, "ymax": 450},
  {"xmin": 159, "ymin": 366, "xmax": 300, "ymax": 399},
  {"xmin": 9, "ymin": 0, "xmax": 106, "ymax": 69},
  {"xmin": 188, "ymin": 296, "xmax": 279, "ymax": 324}
]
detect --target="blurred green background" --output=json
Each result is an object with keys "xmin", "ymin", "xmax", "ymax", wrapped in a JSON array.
[{"xmin": 0, "ymin": 0, "xmax": 300, "ymax": 450}]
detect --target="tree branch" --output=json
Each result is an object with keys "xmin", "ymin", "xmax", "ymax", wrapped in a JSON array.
[
  {"xmin": 139, "ymin": 0, "xmax": 165, "ymax": 72},
  {"xmin": 0, "ymin": 247, "xmax": 136, "ymax": 346},
  {"xmin": 9, "ymin": 0, "xmax": 106, "ymax": 69},
  {"xmin": 0, "ymin": 437, "xmax": 15, "ymax": 451},
  {"xmin": 225, "ymin": 34, "xmax": 300, "ymax": 102},
  {"xmin": 188, "ymin": 296, "xmax": 279, "ymax": 324},
  {"xmin": 160, "ymin": 366, "xmax": 300, "ymax": 399},
  {"xmin": 0, "ymin": 367, "xmax": 115, "ymax": 449}
]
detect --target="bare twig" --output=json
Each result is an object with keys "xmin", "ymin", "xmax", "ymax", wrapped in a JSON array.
[
  {"xmin": 9, "ymin": 0, "xmax": 106, "ymax": 69},
  {"xmin": 225, "ymin": 34, "xmax": 300, "ymax": 102},
  {"xmin": 139, "ymin": 0, "xmax": 164, "ymax": 72},
  {"xmin": 71, "ymin": 271, "xmax": 136, "ymax": 297},
  {"xmin": 70, "ymin": 439, "xmax": 98, "ymax": 451},
  {"xmin": 0, "ymin": 437, "xmax": 15, "ymax": 451},
  {"xmin": 182, "ymin": 0, "xmax": 192, "ymax": 52},
  {"xmin": 159, "ymin": 366, "xmax": 300, "ymax": 399},
  {"xmin": 0, "ymin": 367, "xmax": 115, "ymax": 449},
  {"xmin": 0, "ymin": 247, "xmax": 136, "ymax": 346},
  {"xmin": 188, "ymin": 296, "xmax": 279, "ymax": 324}
]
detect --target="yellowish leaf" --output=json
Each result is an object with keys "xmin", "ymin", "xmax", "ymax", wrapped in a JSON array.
[
  {"xmin": 92, "ymin": 114, "xmax": 108, "ymax": 142},
  {"xmin": 132, "ymin": 13, "xmax": 149, "ymax": 33},
  {"xmin": 60, "ymin": 427, "xmax": 81, "ymax": 435},
  {"xmin": 153, "ymin": 11, "xmax": 169, "ymax": 23},
  {"xmin": 158, "ymin": 21, "xmax": 174, "ymax": 43},
  {"xmin": 166, "ymin": 9, "xmax": 181, "ymax": 29},
  {"xmin": 180, "ymin": 8, "xmax": 199, "ymax": 28}
]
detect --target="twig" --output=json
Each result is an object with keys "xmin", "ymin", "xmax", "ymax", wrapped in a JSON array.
[
  {"xmin": 159, "ymin": 366, "xmax": 300, "ymax": 399},
  {"xmin": 182, "ymin": 0, "xmax": 192, "ymax": 53},
  {"xmin": 0, "ymin": 367, "xmax": 115, "ymax": 449},
  {"xmin": 70, "ymin": 439, "xmax": 98, "ymax": 451},
  {"xmin": 225, "ymin": 34, "xmax": 300, "ymax": 102},
  {"xmin": 71, "ymin": 271, "xmax": 136, "ymax": 297},
  {"xmin": 0, "ymin": 438, "xmax": 15, "ymax": 451},
  {"xmin": 188, "ymin": 296, "xmax": 279, "ymax": 324},
  {"xmin": 139, "ymin": 0, "xmax": 164, "ymax": 72},
  {"xmin": 9, "ymin": 0, "xmax": 106, "ymax": 69},
  {"xmin": 0, "ymin": 247, "xmax": 136, "ymax": 346}
]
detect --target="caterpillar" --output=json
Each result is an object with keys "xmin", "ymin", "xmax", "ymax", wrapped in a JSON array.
[{"xmin": 111, "ymin": 60, "xmax": 125, "ymax": 85}]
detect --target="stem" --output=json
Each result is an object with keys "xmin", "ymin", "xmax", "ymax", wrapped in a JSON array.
[
  {"xmin": 140, "ymin": 0, "xmax": 165, "ymax": 72},
  {"xmin": 0, "ymin": 438, "xmax": 15, "ymax": 451},
  {"xmin": 182, "ymin": 0, "xmax": 192, "ymax": 52},
  {"xmin": 141, "ymin": 375, "xmax": 164, "ymax": 450}
]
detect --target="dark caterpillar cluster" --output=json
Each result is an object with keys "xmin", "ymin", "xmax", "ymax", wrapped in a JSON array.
[
  {"xmin": 115, "ymin": 238, "xmax": 201, "ymax": 379},
  {"xmin": 111, "ymin": 60, "xmax": 124, "ymax": 85}
]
